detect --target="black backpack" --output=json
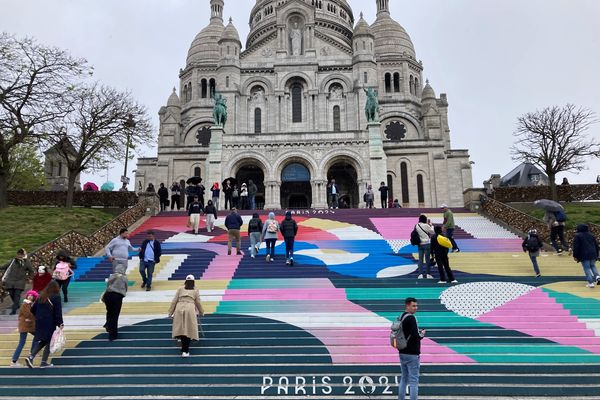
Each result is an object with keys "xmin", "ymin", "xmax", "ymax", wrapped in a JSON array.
[
  {"xmin": 410, "ymin": 227, "xmax": 421, "ymax": 246},
  {"xmin": 249, "ymin": 219, "xmax": 260, "ymax": 232},
  {"xmin": 525, "ymin": 236, "xmax": 540, "ymax": 252}
]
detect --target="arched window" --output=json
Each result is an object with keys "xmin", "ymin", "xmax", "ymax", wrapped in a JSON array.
[
  {"xmin": 384, "ymin": 73, "xmax": 392, "ymax": 93},
  {"xmin": 226, "ymin": 76, "xmax": 230, "ymax": 88},
  {"xmin": 333, "ymin": 105, "xmax": 341, "ymax": 132},
  {"xmin": 58, "ymin": 162, "xmax": 63, "ymax": 177},
  {"xmin": 393, "ymin": 72, "xmax": 400, "ymax": 93},
  {"xmin": 201, "ymin": 79, "xmax": 208, "ymax": 99},
  {"xmin": 209, "ymin": 78, "xmax": 216, "ymax": 98},
  {"xmin": 414, "ymin": 77, "xmax": 419, "ymax": 95},
  {"xmin": 401, "ymin": 162, "xmax": 409, "ymax": 204},
  {"xmin": 187, "ymin": 84, "xmax": 192, "ymax": 102},
  {"xmin": 362, "ymin": 40, "xmax": 366, "ymax": 50},
  {"xmin": 254, "ymin": 108, "xmax": 262, "ymax": 134},
  {"xmin": 291, "ymin": 83, "xmax": 303, "ymax": 123},
  {"xmin": 194, "ymin": 167, "xmax": 201, "ymax": 178},
  {"xmin": 417, "ymin": 174, "xmax": 425, "ymax": 204},
  {"xmin": 409, "ymin": 76, "xmax": 414, "ymax": 95},
  {"xmin": 363, "ymin": 71, "xmax": 368, "ymax": 84}
]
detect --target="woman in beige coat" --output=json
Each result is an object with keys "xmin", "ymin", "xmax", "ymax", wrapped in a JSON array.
[{"xmin": 168, "ymin": 274, "xmax": 204, "ymax": 357}]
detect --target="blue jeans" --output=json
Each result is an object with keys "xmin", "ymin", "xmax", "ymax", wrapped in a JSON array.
[
  {"xmin": 265, "ymin": 239, "xmax": 276, "ymax": 258},
  {"xmin": 582, "ymin": 259, "xmax": 600, "ymax": 284},
  {"xmin": 140, "ymin": 261, "xmax": 156, "ymax": 288},
  {"xmin": 249, "ymin": 195, "xmax": 256, "ymax": 210},
  {"xmin": 530, "ymin": 255, "xmax": 541, "ymax": 275},
  {"xmin": 284, "ymin": 237, "xmax": 295, "ymax": 260},
  {"xmin": 445, "ymin": 228, "xmax": 459, "ymax": 250},
  {"xmin": 12, "ymin": 332, "xmax": 32, "ymax": 363},
  {"xmin": 399, "ymin": 354, "xmax": 420, "ymax": 400},
  {"xmin": 418, "ymin": 244, "xmax": 431, "ymax": 275}
]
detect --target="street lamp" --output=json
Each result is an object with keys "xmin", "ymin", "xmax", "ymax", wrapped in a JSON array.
[{"xmin": 121, "ymin": 113, "xmax": 136, "ymax": 191}]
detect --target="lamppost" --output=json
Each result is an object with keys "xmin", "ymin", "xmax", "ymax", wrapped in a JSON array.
[{"xmin": 121, "ymin": 114, "xmax": 136, "ymax": 191}]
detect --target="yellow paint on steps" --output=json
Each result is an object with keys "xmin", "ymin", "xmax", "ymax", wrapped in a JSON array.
[
  {"xmin": 299, "ymin": 218, "xmax": 353, "ymax": 230},
  {"xmin": 128, "ymin": 279, "xmax": 229, "ymax": 292},
  {"xmin": 542, "ymin": 282, "xmax": 600, "ymax": 300},
  {"xmin": 67, "ymin": 301, "xmax": 219, "ymax": 316},
  {"xmin": 434, "ymin": 252, "xmax": 581, "ymax": 276}
]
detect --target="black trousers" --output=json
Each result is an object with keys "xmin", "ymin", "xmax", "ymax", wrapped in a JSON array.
[
  {"xmin": 381, "ymin": 197, "xmax": 388, "ymax": 209},
  {"xmin": 435, "ymin": 252, "xmax": 455, "ymax": 282},
  {"xmin": 171, "ymin": 195, "xmax": 181, "ymax": 210},
  {"xmin": 180, "ymin": 336, "xmax": 191, "ymax": 353},
  {"xmin": 55, "ymin": 277, "xmax": 71, "ymax": 302},
  {"xmin": 8, "ymin": 289, "xmax": 22, "ymax": 313},
  {"xmin": 104, "ymin": 292, "xmax": 124, "ymax": 340}
]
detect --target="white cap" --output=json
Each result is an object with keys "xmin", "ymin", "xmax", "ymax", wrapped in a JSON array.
[
  {"xmin": 185, "ymin": 274, "xmax": 195, "ymax": 281},
  {"xmin": 440, "ymin": 204, "xmax": 448, "ymax": 208}
]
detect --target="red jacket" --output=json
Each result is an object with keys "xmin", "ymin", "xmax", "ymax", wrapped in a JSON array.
[{"xmin": 32, "ymin": 272, "xmax": 52, "ymax": 293}]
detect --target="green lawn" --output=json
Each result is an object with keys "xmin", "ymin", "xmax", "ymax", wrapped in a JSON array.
[
  {"xmin": 511, "ymin": 202, "xmax": 600, "ymax": 229},
  {"xmin": 0, "ymin": 207, "xmax": 120, "ymax": 265}
]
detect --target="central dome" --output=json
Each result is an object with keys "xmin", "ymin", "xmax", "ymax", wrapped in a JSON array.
[{"xmin": 371, "ymin": 12, "xmax": 416, "ymax": 59}]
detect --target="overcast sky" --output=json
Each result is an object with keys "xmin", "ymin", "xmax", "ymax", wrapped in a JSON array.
[{"xmin": 2, "ymin": 0, "xmax": 599, "ymax": 187}]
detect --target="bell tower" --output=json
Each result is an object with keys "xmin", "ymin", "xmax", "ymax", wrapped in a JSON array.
[{"xmin": 211, "ymin": 0, "xmax": 224, "ymax": 21}]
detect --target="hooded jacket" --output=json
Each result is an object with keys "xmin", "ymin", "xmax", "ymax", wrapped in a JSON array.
[
  {"xmin": 280, "ymin": 212, "xmax": 298, "ymax": 238},
  {"xmin": 572, "ymin": 224, "xmax": 599, "ymax": 262}
]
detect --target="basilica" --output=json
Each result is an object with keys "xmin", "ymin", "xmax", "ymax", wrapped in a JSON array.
[{"xmin": 135, "ymin": 0, "xmax": 473, "ymax": 209}]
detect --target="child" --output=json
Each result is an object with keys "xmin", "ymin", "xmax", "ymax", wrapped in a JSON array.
[
  {"xmin": 53, "ymin": 251, "xmax": 75, "ymax": 303},
  {"xmin": 431, "ymin": 226, "xmax": 458, "ymax": 284},
  {"xmin": 32, "ymin": 266, "xmax": 52, "ymax": 293},
  {"xmin": 522, "ymin": 229, "xmax": 543, "ymax": 277},
  {"xmin": 10, "ymin": 290, "xmax": 38, "ymax": 367}
]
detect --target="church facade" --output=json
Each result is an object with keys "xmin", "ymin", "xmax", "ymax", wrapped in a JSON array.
[{"xmin": 135, "ymin": 0, "xmax": 473, "ymax": 209}]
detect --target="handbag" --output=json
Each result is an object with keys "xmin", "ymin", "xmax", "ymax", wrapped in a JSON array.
[{"xmin": 50, "ymin": 327, "xmax": 66, "ymax": 353}]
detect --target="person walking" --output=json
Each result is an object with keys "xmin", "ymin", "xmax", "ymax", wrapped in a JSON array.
[
  {"xmin": 544, "ymin": 210, "xmax": 569, "ymax": 254},
  {"xmin": 247, "ymin": 213, "xmax": 263, "ymax": 259},
  {"xmin": 441, "ymin": 205, "xmax": 460, "ymax": 252},
  {"xmin": 106, "ymin": 228, "xmax": 141, "ymax": 273},
  {"xmin": 102, "ymin": 265, "xmax": 128, "ymax": 341},
  {"xmin": 204, "ymin": 200, "xmax": 218, "ymax": 233},
  {"xmin": 379, "ymin": 182, "xmax": 389, "ymax": 209},
  {"xmin": 327, "ymin": 179, "xmax": 339, "ymax": 209},
  {"xmin": 431, "ymin": 226, "xmax": 457, "ymax": 284},
  {"xmin": 225, "ymin": 208, "xmax": 244, "ymax": 255},
  {"xmin": 223, "ymin": 180, "xmax": 233, "ymax": 210},
  {"xmin": 572, "ymin": 224, "xmax": 600, "ymax": 288},
  {"xmin": 188, "ymin": 196, "xmax": 203, "ymax": 235},
  {"xmin": 139, "ymin": 231, "xmax": 162, "ymax": 291},
  {"xmin": 364, "ymin": 185, "xmax": 375, "ymax": 209},
  {"xmin": 158, "ymin": 183, "xmax": 169, "ymax": 212},
  {"xmin": 397, "ymin": 297, "xmax": 425, "ymax": 400},
  {"xmin": 232, "ymin": 184, "xmax": 240, "ymax": 209},
  {"xmin": 53, "ymin": 250, "xmax": 76, "ymax": 303},
  {"xmin": 280, "ymin": 211, "xmax": 299, "ymax": 266},
  {"xmin": 186, "ymin": 183, "xmax": 198, "ymax": 211},
  {"xmin": 240, "ymin": 183, "xmax": 249, "ymax": 210},
  {"xmin": 168, "ymin": 275, "xmax": 204, "ymax": 357},
  {"xmin": 2, "ymin": 249, "xmax": 34, "ymax": 315},
  {"xmin": 248, "ymin": 180, "xmax": 258, "ymax": 210},
  {"xmin": 210, "ymin": 183, "xmax": 220, "ymax": 211},
  {"xmin": 170, "ymin": 181, "xmax": 182, "ymax": 211},
  {"xmin": 197, "ymin": 182, "xmax": 206, "ymax": 210},
  {"xmin": 522, "ymin": 229, "xmax": 544, "ymax": 277},
  {"xmin": 10, "ymin": 290, "xmax": 38, "ymax": 367},
  {"xmin": 32, "ymin": 266, "xmax": 52, "ymax": 293},
  {"xmin": 25, "ymin": 281, "xmax": 63, "ymax": 368},
  {"xmin": 415, "ymin": 215, "xmax": 435, "ymax": 279},
  {"xmin": 261, "ymin": 212, "xmax": 279, "ymax": 262}
]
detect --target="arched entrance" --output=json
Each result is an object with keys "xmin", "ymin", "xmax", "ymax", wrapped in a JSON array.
[
  {"xmin": 224, "ymin": 163, "xmax": 265, "ymax": 210},
  {"xmin": 328, "ymin": 161, "xmax": 359, "ymax": 208},
  {"xmin": 281, "ymin": 163, "xmax": 312, "ymax": 209}
]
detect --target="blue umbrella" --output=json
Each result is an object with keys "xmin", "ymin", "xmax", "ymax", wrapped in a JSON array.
[{"xmin": 101, "ymin": 181, "xmax": 115, "ymax": 192}]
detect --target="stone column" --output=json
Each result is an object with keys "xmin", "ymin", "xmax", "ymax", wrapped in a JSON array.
[
  {"xmin": 367, "ymin": 122, "xmax": 387, "ymax": 199},
  {"xmin": 313, "ymin": 180, "xmax": 327, "ymax": 209},
  {"xmin": 207, "ymin": 126, "xmax": 224, "ymax": 201},
  {"xmin": 264, "ymin": 180, "xmax": 281, "ymax": 210}
]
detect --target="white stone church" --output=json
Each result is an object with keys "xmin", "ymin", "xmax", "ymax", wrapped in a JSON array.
[{"xmin": 135, "ymin": 0, "xmax": 473, "ymax": 209}]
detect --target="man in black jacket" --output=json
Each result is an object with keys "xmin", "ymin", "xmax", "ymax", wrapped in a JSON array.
[
  {"xmin": 398, "ymin": 297, "xmax": 425, "ymax": 400},
  {"xmin": 280, "ymin": 211, "xmax": 299, "ymax": 266},
  {"xmin": 225, "ymin": 208, "xmax": 244, "ymax": 255},
  {"xmin": 572, "ymin": 224, "xmax": 600, "ymax": 288},
  {"xmin": 139, "ymin": 231, "xmax": 162, "ymax": 291},
  {"xmin": 157, "ymin": 183, "xmax": 169, "ymax": 212}
]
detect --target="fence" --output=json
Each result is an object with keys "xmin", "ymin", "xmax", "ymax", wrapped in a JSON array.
[
  {"xmin": 7, "ymin": 191, "xmax": 139, "ymax": 208},
  {"xmin": 489, "ymin": 184, "xmax": 600, "ymax": 203}
]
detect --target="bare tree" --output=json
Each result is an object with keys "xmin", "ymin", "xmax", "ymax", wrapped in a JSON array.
[
  {"xmin": 47, "ymin": 83, "xmax": 153, "ymax": 208},
  {"xmin": 0, "ymin": 32, "xmax": 90, "ymax": 208},
  {"xmin": 511, "ymin": 104, "xmax": 600, "ymax": 200}
]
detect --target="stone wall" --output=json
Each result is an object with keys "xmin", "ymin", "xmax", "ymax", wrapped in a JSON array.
[
  {"xmin": 8, "ymin": 191, "xmax": 139, "ymax": 208},
  {"xmin": 0, "ymin": 195, "xmax": 154, "ymax": 302},
  {"xmin": 480, "ymin": 195, "xmax": 600, "ymax": 245},
  {"xmin": 489, "ymin": 184, "xmax": 600, "ymax": 203}
]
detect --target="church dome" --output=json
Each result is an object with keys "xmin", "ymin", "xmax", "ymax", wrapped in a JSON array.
[
  {"xmin": 421, "ymin": 80, "xmax": 436, "ymax": 100},
  {"xmin": 220, "ymin": 18, "xmax": 241, "ymax": 44},
  {"xmin": 187, "ymin": 19, "xmax": 225, "ymax": 65},
  {"xmin": 371, "ymin": 12, "xmax": 416, "ymax": 59},
  {"xmin": 167, "ymin": 87, "xmax": 180, "ymax": 108},
  {"xmin": 353, "ymin": 13, "xmax": 372, "ymax": 37}
]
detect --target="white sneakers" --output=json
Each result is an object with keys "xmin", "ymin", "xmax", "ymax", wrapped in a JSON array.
[
  {"xmin": 181, "ymin": 352, "xmax": 190, "ymax": 358},
  {"xmin": 426, "ymin": 274, "xmax": 434, "ymax": 279},
  {"xmin": 417, "ymin": 274, "xmax": 424, "ymax": 279},
  {"xmin": 418, "ymin": 274, "xmax": 435, "ymax": 279},
  {"xmin": 451, "ymin": 280, "xmax": 459, "ymax": 283},
  {"xmin": 9, "ymin": 362, "xmax": 21, "ymax": 368},
  {"xmin": 587, "ymin": 283, "xmax": 595, "ymax": 288}
]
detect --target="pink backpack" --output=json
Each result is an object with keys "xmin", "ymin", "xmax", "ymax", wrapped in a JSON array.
[{"xmin": 53, "ymin": 261, "xmax": 72, "ymax": 281}]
